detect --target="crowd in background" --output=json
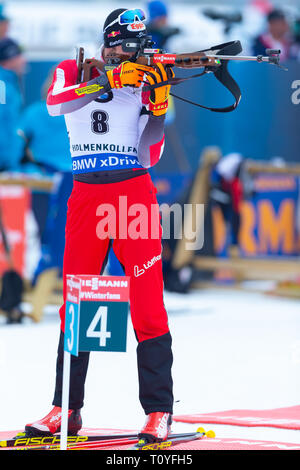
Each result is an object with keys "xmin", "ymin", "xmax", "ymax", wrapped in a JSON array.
[
  {"xmin": 0, "ymin": 0, "xmax": 300, "ymax": 177},
  {"xmin": 0, "ymin": 0, "xmax": 299, "ymax": 173},
  {"xmin": 0, "ymin": 0, "xmax": 299, "ymax": 287}
]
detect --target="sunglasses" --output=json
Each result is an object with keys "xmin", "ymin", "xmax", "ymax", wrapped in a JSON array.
[{"xmin": 104, "ymin": 9, "xmax": 146, "ymax": 31}]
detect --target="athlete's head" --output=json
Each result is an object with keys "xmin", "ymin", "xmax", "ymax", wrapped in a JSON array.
[{"xmin": 102, "ymin": 8, "xmax": 147, "ymax": 62}]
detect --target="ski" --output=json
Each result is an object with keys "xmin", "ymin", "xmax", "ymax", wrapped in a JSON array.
[
  {"xmin": 2, "ymin": 437, "xmax": 139, "ymax": 451},
  {"xmin": 0, "ymin": 429, "xmax": 214, "ymax": 450},
  {"xmin": 0, "ymin": 432, "xmax": 138, "ymax": 449},
  {"xmin": 130, "ymin": 428, "xmax": 215, "ymax": 450}
]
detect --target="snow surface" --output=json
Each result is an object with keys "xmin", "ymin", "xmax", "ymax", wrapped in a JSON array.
[{"xmin": 1, "ymin": 287, "xmax": 300, "ymax": 446}]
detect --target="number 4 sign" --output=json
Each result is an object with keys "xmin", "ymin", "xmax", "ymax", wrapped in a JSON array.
[
  {"xmin": 64, "ymin": 274, "xmax": 130, "ymax": 355},
  {"xmin": 61, "ymin": 274, "xmax": 130, "ymax": 449},
  {"xmin": 86, "ymin": 305, "xmax": 111, "ymax": 347}
]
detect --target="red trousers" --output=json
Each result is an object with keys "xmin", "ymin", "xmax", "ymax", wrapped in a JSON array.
[{"xmin": 59, "ymin": 173, "xmax": 169, "ymax": 343}]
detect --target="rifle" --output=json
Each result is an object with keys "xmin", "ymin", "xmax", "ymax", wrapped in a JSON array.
[{"xmin": 76, "ymin": 37, "xmax": 286, "ymax": 113}]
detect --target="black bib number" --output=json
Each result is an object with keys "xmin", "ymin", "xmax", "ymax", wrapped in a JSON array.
[{"xmin": 91, "ymin": 110, "xmax": 109, "ymax": 134}]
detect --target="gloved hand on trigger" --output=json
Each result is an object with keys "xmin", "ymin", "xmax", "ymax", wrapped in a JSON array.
[
  {"xmin": 106, "ymin": 61, "xmax": 153, "ymax": 89},
  {"xmin": 145, "ymin": 63, "xmax": 175, "ymax": 116}
]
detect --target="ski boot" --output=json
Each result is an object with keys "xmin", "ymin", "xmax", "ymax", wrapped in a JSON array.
[
  {"xmin": 138, "ymin": 412, "xmax": 172, "ymax": 444},
  {"xmin": 24, "ymin": 406, "xmax": 82, "ymax": 436}
]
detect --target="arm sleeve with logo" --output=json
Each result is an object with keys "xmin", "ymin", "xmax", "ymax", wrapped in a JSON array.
[{"xmin": 47, "ymin": 60, "xmax": 111, "ymax": 116}]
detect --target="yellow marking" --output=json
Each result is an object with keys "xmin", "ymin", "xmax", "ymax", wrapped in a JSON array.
[
  {"xmin": 197, "ymin": 427, "xmax": 206, "ymax": 434},
  {"xmin": 75, "ymin": 84, "xmax": 104, "ymax": 96},
  {"xmin": 138, "ymin": 440, "xmax": 172, "ymax": 450}
]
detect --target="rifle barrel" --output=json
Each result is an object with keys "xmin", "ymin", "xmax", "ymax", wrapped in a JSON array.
[{"xmin": 205, "ymin": 54, "xmax": 274, "ymax": 63}]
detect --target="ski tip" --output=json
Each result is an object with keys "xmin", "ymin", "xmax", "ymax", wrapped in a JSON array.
[
  {"xmin": 196, "ymin": 427, "xmax": 215, "ymax": 438},
  {"xmin": 196, "ymin": 427, "xmax": 205, "ymax": 434}
]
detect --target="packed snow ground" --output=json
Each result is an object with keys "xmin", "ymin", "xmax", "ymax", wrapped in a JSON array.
[{"xmin": 1, "ymin": 287, "xmax": 300, "ymax": 446}]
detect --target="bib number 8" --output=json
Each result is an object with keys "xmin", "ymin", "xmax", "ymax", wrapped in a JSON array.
[
  {"xmin": 86, "ymin": 306, "xmax": 112, "ymax": 347},
  {"xmin": 91, "ymin": 110, "xmax": 109, "ymax": 134}
]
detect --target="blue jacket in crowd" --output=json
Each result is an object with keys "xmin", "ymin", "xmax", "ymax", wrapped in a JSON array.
[
  {"xmin": 0, "ymin": 66, "xmax": 23, "ymax": 170},
  {"xmin": 19, "ymin": 99, "xmax": 71, "ymax": 173}
]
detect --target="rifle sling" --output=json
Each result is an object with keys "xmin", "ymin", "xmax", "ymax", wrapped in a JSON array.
[{"xmin": 144, "ymin": 40, "xmax": 242, "ymax": 113}]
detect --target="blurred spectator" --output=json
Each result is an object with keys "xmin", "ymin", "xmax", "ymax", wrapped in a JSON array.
[
  {"xmin": 0, "ymin": 4, "xmax": 9, "ymax": 40},
  {"xmin": 292, "ymin": 17, "xmax": 300, "ymax": 45},
  {"xmin": 18, "ymin": 68, "xmax": 72, "ymax": 281},
  {"xmin": 248, "ymin": 0, "xmax": 273, "ymax": 18},
  {"xmin": 252, "ymin": 9, "xmax": 297, "ymax": 61},
  {"xmin": 18, "ymin": 68, "xmax": 71, "ymax": 175},
  {"xmin": 146, "ymin": 1, "xmax": 180, "ymax": 50},
  {"xmin": 210, "ymin": 153, "xmax": 244, "ymax": 247},
  {"xmin": 290, "ymin": 17, "xmax": 300, "ymax": 60},
  {"xmin": 0, "ymin": 38, "xmax": 25, "ymax": 170}
]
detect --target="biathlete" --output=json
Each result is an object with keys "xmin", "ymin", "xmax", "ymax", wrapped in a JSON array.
[{"xmin": 24, "ymin": 8, "xmax": 175, "ymax": 443}]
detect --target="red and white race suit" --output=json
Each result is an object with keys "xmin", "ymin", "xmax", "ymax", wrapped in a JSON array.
[{"xmin": 47, "ymin": 50, "xmax": 174, "ymax": 415}]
